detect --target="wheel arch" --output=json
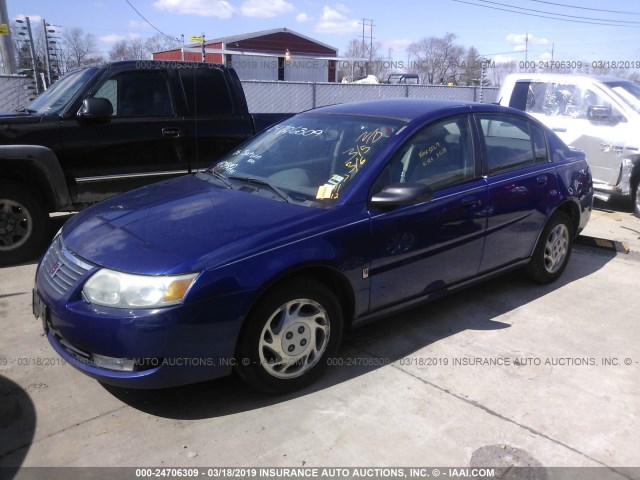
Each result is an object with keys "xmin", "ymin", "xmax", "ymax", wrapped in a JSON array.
[
  {"xmin": 552, "ymin": 199, "xmax": 581, "ymax": 238},
  {"xmin": 233, "ymin": 264, "xmax": 356, "ymax": 354},
  {"xmin": 526, "ymin": 200, "xmax": 578, "ymax": 261},
  {"xmin": 0, "ymin": 146, "xmax": 72, "ymax": 212}
]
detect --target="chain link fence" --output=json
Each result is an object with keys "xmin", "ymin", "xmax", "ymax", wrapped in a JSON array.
[
  {"xmin": 242, "ymin": 80, "xmax": 500, "ymax": 113},
  {"xmin": 0, "ymin": 75, "xmax": 37, "ymax": 111},
  {"xmin": 0, "ymin": 75, "xmax": 500, "ymax": 114}
]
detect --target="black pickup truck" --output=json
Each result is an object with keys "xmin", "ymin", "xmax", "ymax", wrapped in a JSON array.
[{"xmin": 0, "ymin": 60, "xmax": 290, "ymax": 265}]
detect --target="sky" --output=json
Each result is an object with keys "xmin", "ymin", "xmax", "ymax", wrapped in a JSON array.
[{"xmin": 9, "ymin": 0, "xmax": 640, "ymax": 68}]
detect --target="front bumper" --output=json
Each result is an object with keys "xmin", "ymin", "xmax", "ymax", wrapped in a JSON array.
[{"xmin": 33, "ymin": 237, "xmax": 254, "ymax": 389}]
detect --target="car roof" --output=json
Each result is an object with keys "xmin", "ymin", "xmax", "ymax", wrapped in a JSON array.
[{"xmin": 307, "ymin": 98, "xmax": 500, "ymax": 122}]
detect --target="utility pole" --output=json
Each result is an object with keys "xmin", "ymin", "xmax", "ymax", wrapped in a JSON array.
[
  {"xmin": 0, "ymin": 0, "xmax": 17, "ymax": 74},
  {"xmin": 525, "ymin": 32, "xmax": 529, "ymax": 70},
  {"xmin": 360, "ymin": 18, "xmax": 374, "ymax": 76}
]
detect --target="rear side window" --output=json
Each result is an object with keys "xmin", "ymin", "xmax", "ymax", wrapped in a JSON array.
[
  {"xmin": 479, "ymin": 114, "xmax": 548, "ymax": 175},
  {"xmin": 179, "ymin": 68, "xmax": 233, "ymax": 116}
]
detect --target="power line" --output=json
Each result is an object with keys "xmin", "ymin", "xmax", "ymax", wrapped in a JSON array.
[
  {"xmin": 123, "ymin": 0, "xmax": 176, "ymax": 41},
  {"xmin": 449, "ymin": 0, "xmax": 640, "ymax": 27},
  {"xmin": 529, "ymin": 0, "xmax": 640, "ymax": 16},
  {"xmin": 474, "ymin": 0, "xmax": 640, "ymax": 24}
]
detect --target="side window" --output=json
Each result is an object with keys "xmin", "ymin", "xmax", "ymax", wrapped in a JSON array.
[
  {"xmin": 94, "ymin": 79, "xmax": 118, "ymax": 115},
  {"xmin": 530, "ymin": 123, "xmax": 549, "ymax": 164},
  {"xmin": 480, "ymin": 114, "xmax": 547, "ymax": 175},
  {"xmin": 375, "ymin": 116, "xmax": 476, "ymax": 192},
  {"xmin": 178, "ymin": 68, "xmax": 233, "ymax": 115},
  {"xmin": 525, "ymin": 82, "xmax": 623, "ymax": 120},
  {"xmin": 94, "ymin": 71, "xmax": 174, "ymax": 117},
  {"xmin": 523, "ymin": 82, "xmax": 547, "ymax": 114}
]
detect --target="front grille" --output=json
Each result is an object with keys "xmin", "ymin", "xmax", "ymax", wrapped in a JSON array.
[{"xmin": 39, "ymin": 235, "xmax": 93, "ymax": 298}]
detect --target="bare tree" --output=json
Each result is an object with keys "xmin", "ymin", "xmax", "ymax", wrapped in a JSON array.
[
  {"xmin": 408, "ymin": 33, "xmax": 467, "ymax": 85},
  {"xmin": 407, "ymin": 36, "xmax": 439, "ymax": 84},
  {"xmin": 491, "ymin": 60, "xmax": 518, "ymax": 87},
  {"xmin": 62, "ymin": 27, "xmax": 102, "ymax": 70},
  {"xmin": 339, "ymin": 37, "xmax": 393, "ymax": 82},
  {"xmin": 459, "ymin": 46, "xmax": 482, "ymax": 86},
  {"xmin": 144, "ymin": 33, "xmax": 179, "ymax": 57},
  {"xmin": 108, "ymin": 34, "xmax": 179, "ymax": 62},
  {"xmin": 128, "ymin": 37, "xmax": 146, "ymax": 60},
  {"xmin": 108, "ymin": 40, "xmax": 129, "ymax": 61}
]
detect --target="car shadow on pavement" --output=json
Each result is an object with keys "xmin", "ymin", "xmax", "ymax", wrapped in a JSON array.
[
  {"xmin": 101, "ymin": 246, "xmax": 617, "ymax": 420},
  {"xmin": 0, "ymin": 375, "xmax": 36, "ymax": 473},
  {"xmin": 594, "ymin": 196, "xmax": 633, "ymax": 214}
]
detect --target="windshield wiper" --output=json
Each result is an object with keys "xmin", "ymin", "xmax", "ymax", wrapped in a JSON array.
[
  {"xmin": 15, "ymin": 107, "xmax": 37, "ymax": 113},
  {"xmin": 206, "ymin": 170, "xmax": 233, "ymax": 188},
  {"xmin": 227, "ymin": 175, "xmax": 291, "ymax": 203}
]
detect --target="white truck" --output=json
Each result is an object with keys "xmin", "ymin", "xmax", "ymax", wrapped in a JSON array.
[{"xmin": 498, "ymin": 73, "xmax": 640, "ymax": 216}]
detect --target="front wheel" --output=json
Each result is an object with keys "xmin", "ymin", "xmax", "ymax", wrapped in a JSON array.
[
  {"xmin": 0, "ymin": 183, "xmax": 50, "ymax": 266},
  {"xmin": 236, "ymin": 279, "xmax": 343, "ymax": 394},
  {"xmin": 632, "ymin": 181, "xmax": 640, "ymax": 219},
  {"xmin": 526, "ymin": 211, "xmax": 573, "ymax": 284}
]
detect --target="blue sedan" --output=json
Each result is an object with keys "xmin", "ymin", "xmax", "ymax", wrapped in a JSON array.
[{"xmin": 33, "ymin": 99, "xmax": 593, "ymax": 393}]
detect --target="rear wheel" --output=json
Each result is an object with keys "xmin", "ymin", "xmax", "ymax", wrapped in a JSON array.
[
  {"xmin": 632, "ymin": 179, "xmax": 640, "ymax": 219},
  {"xmin": 236, "ymin": 279, "xmax": 343, "ymax": 394},
  {"xmin": 526, "ymin": 211, "xmax": 573, "ymax": 284},
  {"xmin": 0, "ymin": 183, "xmax": 49, "ymax": 266}
]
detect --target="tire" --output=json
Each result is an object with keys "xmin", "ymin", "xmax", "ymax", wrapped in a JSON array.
[
  {"xmin": 526, "ymin": 211, "xmax": 573, "ymax": 284},
  {"xmin": 235, "ymin": 278, "xmax": 343, "ymax": 394},
  {"xmin": 0, "ymin": 182, "xmax": 50, "ymax": 266},
  {"xmin": 632, "ymin": 180, "xmax": 640, "ymax": 219}
]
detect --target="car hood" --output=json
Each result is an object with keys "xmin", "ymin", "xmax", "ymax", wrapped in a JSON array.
[{"xmin": 62, "ymin": 175, "xmax": 331, "ymax": 274}]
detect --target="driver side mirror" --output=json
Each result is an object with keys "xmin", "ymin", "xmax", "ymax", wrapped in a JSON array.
[
  {"xmin": 371, "ymin": 182, "xmax": 433, "ymax": 208},
  {"xmin": 77, "ymin": 97, "xmax": 113, "ymax": 122}
]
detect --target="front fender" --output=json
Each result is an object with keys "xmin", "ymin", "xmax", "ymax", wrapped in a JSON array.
[{"xmin": 0, "ymin": 145, "xmax": 72, "ymax": 210}]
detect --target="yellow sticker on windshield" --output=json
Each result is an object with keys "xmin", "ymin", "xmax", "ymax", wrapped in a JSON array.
[{"xmin": 316, "ymin": 184, "xmax": 335, "ymax": 199}]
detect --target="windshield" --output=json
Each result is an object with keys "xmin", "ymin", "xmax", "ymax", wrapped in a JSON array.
[
  {"xmin": 606, "ymin": 81, "xmax": 640, "ymax": 114},
  {"xmin": 210, "ymin": 114, "xmax": 405, "ymax": 207},
  {"xmin": 24, "ymin": 67, "xmax": 99, "ymax": 115}
]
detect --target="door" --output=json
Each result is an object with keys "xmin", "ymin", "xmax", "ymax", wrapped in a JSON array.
[
  {"xmin": 368, "ymin": 115, "xmax": 488, "ymax": 311},
  {"xmin": 516, "ymin": 80, "xmax": 630, "ymax": 189},
  {"xmin": 61, "ymin": 69, "xmax": 188, "ymax": 204},
  {"xmin": 477, "ymin": 113, "xmax": 558, "ymax": 272},
  {"xmin": 177, "ymin": 67, "xmax": 255, "ymax": 172}
]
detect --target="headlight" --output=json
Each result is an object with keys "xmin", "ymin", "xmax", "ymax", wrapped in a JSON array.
[{"xmin": 83, "ymin": 269, "xmax": 198, "ymax": 308}]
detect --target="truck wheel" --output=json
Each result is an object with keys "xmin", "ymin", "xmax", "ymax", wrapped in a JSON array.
[
  {"xmin": 235, "ymin": 279, "xmax": 343, "ymax": 394},
  {"xmin": 526, "ymin": 211, "xmax": 573, "ymax": 284},
  {"xmin": 0, "ymin": 183, "xmax": 50, "ymax": 266},
  {"xmin": 632, "ymin": 180, "xmax": 640, "ymax": 219}
]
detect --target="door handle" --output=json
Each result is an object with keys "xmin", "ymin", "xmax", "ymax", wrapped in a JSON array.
[
  {"xmin": 536, "ymin": 175, "xmax": 548, "ymax": 184},
  {"xmin": 461, "ymin": 196, "xmax": 480, "ymax": 207},
  {"xmin": 162, "ymin": 127, "xmax": 181, "ymax": 138},
  {"xmin": 552, "ymin": 127, "xmax": 567, "ymax": 133}
]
